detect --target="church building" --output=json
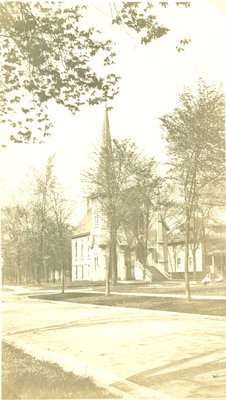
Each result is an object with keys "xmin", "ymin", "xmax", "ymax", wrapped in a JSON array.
[{"xmin": 71, "ymin": 107, "xmax": 169, "ymax": 282}]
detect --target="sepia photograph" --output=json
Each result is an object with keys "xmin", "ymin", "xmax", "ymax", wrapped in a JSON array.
[{"xmin": 1, "ymin": 1, "xmax": 226, "ymax": 399}]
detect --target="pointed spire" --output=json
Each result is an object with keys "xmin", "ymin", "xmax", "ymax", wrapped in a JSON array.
[
  {"xmin": 97, "ymin": 104, "xmax": 113, "ymax": 182},
  {"xmin": 101, "ymin": 103, "xmax": 112, "ymax": 150}
]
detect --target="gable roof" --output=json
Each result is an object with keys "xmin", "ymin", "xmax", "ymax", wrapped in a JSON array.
[{"xmin": 72, "ymin": 209, "xmax": 92, "ymax": 238}]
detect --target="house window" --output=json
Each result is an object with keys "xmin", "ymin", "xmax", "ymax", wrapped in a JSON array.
[
  {"xmin": 87, "ymin": 240, "xmax": 90, "ymax": 258},
  {"xmin": 81, "ymin": 240, "xmax": 84, "ymax": 259},
  {"xmin": 75, "ymin": 241, "xmax": 78, "ymax": 260},
  {"xmin": 177, "ymin": 258, "xmax": 181, "ymax": 270},
  {"xmin": 81, "ymin": 265, "xmax": 84, "ymax": 279},
  {"xmin": 94, "ymin": 256, "xmax": 98, "ymax": 269}
]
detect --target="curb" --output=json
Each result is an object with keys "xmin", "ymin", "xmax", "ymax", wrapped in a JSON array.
[{"xmin": 3, "ymin": 339, "xmax": 174, "ymax": 400}]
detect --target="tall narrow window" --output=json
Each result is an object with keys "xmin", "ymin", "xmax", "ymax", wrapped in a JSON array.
[
  {"xmin": 94, "ymin": 256, "xmax": 98, "ymax": 269},
  {"xmin": 75, "ymin": 240, "xmax": 78, "ymax": 260},
  {"xmin": 81, "ymin": 240, "xmax": 84, "ymax": 259},
  {"xmin": 177, "ymin": 258, "xmax": 181, "ymax": 270},
  {"xmin": 87, "ymin": 239, "xmax": 90, "ymax": 258}
]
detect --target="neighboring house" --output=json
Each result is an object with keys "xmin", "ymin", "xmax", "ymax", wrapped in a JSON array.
[
  {"xmin": 168, "ymin": 233, "xmax": 203, "ymax": 279},
  {"xmin": 168, "ymin": 223, "xmax": 226, "ymax": 279},
  {"xmin": 71, "ymin": 107, "xmax": 169, "ymax": 282}
]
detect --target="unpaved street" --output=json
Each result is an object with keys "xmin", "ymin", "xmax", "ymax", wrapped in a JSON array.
[{"xmin": 2, "ymin": 287, "xmax": 226, "ymax": 399}]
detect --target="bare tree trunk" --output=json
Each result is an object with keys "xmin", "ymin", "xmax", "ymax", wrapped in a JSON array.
[
  {"xmin": 62, "ymin": 267, "xmax": 65, "ymax": 294},
  {"xmin": 58, "ymin": 238, "xmax": 65, "ymax": 294},
  {"xmin": 192, "ymin": 246, "xmax": 197, "ymax": 280},
  {"xmin": 36, "ymin": 263, "xmax": 41, "ymax": 285},
  {"xmin": 31, "ymin": 263, "xmax": 35, "ymax": 282},
  {"xmin": 110, "ymin": 222, "xmax": 117, "ymax": 284},
  {"xmin": 201, "ymin": 218, "xmax": 207, "ymax": 277},
  {"xmin": 17, "ymin": 255, "xmax": 22, "ymax": 284},
  {"xmin": 191, "ymin": 212, "xmax": 197, "ymax": 280},
  {"xmin": 45, "ymin": 263, "xmax": 49, "ymax": 284},
  {"xmin": 2, "ymin": 266, "xmax": 5, "ymax": 285},
  {"xmin": 111, "ymin": 242, "xmax": 117, "ymax": 284},
  {"xmin": 38, "ymin": 232, "xmax": 43, "ymax": 285},
  {"xmin": 25, "ymin": 263, "xmax": 29, "ymax": 284},
  {"xmin": 142, "ymin": 234, "xmax": 148, "ymax": 281},
  {"xmin": 105, "ymin": 252, "xmax": 110, "ymax": 296},
  {"xmin": 184, "ymin": 211, "xmax": 191, "ymax": 302}
]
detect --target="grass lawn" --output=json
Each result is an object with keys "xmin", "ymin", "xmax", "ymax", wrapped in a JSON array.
[
  {"xmin": 32, "ymin": 292, "xmax": 226, "ymax": 316},
  {"xmin": 2, "ymin": 341, "xmax": 116, "ymax": 399},
  {"xmin": 83, "ymin": 282, "xmax": 226, "ymax": 296}
]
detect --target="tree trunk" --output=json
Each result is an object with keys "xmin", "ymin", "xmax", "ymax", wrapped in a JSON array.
[
  {"xmin": 2, "ymin": 266, "xmax": 5, "ymax": 285},
  {"xmin": 192, "ymin": 213, "xmax": 197, "ymax": 280},
  {"xmin": 105, "ymin": 252, "xmax": 110, "ymax": 296},
  {"xmin": 142, "ymin": 239, "xmax": 148, "ymax": 281},
  {"xmin": 46, "ymin": 263, "xmax": 49, "ymax": 283},
  {"xmin": 36, "ymin": 264, "xmax": 41, "ymax": 285},
  {"xmin": 110, "ymin": 222, "xmax": 117, "ymax": 284},
  {"xmin": 17, "ymin": 257, "xmax": 22, "ymax": 284},
  {"xmin": 60, "ymin": 241, "xmax": 65, "ymax": 294},
  {"xmin": 184, "ymin": 212, "xmax": 191, "ymax": 302},
  {"xmin": 173, "ymin": 245, "xmax": 177, "ymax": 273},
  {"xmin": 69, "ymin": 261, "xmax": 72, "ymax": 283},
  {"xmin": 62, "ymin": 267, "xmax": 65, "ymax": 294},
  {"xmin": 192, "ymin": 246, "xmax": 197, "ymax": 280},
  {"xmin": 31, "ymin": 263, "xmax": 35, "ymax": 282},
  {"xmin": 201, "ymin": 218, "xmax": 207, "ymax": 277},
  {"xmin": 25, "ymin": 263, "xmax": 29, "ymax": 284},
  {"xmin": 111, "ymin": 242, "xmax": 117, "ymax": 284}
]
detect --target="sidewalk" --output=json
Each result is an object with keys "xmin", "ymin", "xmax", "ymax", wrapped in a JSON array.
[
  {"xmin": 3, "ymin": 285, "xmax": 226, "ymax": 300},
  {"xmin": 72, "ymin": 289, "xmax": 226, "ymax": 301}
]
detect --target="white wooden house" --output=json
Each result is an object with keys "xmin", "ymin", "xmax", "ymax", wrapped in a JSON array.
[{"xmin": 167, "ymin": 223, "xmax": 226, "ymax": 279}]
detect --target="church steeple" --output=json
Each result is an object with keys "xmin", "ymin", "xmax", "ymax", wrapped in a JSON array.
[
  {"xmin": 100, "ymin": 103, "xmax": 112, "ymax": 150},
  {"xmin": 97, "ymin": 104, "xmax": 113, "ymax": 179}
]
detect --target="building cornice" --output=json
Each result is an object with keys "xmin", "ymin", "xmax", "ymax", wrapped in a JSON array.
[{"xmin": 72, "ymin": 232, "xmax": 90, "ymax": 239}]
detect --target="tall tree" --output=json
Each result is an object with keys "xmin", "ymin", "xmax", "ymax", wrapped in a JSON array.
[
  {"xmin": 84, "ymin": 137, "xmax": 144, "ymax": 289},
  {"xmin": 160, "ymin": 79, "xmax": 225, "ymax": 301},
  {"xmin": 30, "ymin": 155, "xmax": 56, "ymax": 284},
  {"xmin": 49, "ymin": 183, "xmax": 72, "ymax": 293},
  {"xmin": 1, "ymin": 155, "xmax": 73, "ymax": 286},
  {"xmin": 0, "ymin": 2, "xmax": 119, "ymax": 143},
  {"xmin": 1, "ymin": 204, "xmax": 25, "ymax": 283},
  {"xmin": 0, "ymin": 2, "xmax": 190, "ymax": 144}
]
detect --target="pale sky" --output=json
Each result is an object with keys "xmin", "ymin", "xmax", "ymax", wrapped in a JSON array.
[{"xmin": 0, "ymin": 0, "xmax": 225, "ymax": 223}]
